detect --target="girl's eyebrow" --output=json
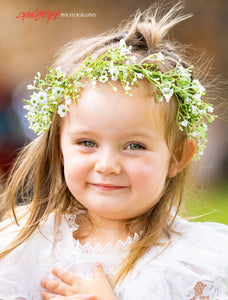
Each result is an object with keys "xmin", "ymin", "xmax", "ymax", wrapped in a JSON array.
[
  {"xmin": 68, "ymin": 127, "xmax": 158, "ymax": 137},
  {"xmin": 66, "ymin": 127, "xmax": 162, "ymax": 141},
  {"xmin": 67, "ymin": 128, "xmax": 96, "ymax": 136},
  {"xmin": 67, "ymin": 127, "xmax": 162, "ymax": 141},
  {"xmin": 121, "ymin": 129, "xmax": 161, "ymax": 140}
]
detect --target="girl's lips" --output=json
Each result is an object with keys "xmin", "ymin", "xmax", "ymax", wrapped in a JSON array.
[{"xmin": 89, "ymin": 183, "xmax": 127, "ymax": 191}]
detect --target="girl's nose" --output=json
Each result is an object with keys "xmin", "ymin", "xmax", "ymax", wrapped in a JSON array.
[{"xmin": 94, "ymin": 150, "xmax": 121, "ymax": 176}]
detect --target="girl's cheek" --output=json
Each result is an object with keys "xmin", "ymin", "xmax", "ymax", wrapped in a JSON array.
[
  {"xmin": 63, "ymin": 164, "xmax": 84, "ymax": 186},
  {"xmin": 127, "ymin": 162, "xmax": 155, "ymax": 186}
]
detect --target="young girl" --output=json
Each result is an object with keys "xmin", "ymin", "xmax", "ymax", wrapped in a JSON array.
[{"xmin": 0, "ymin": 3, "xmax": 228, "ymax": 300}]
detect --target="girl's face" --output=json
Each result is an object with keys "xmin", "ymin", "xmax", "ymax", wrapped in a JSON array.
[{"xmin": 60, "ymin": 83, "xmax": 171, "ymax": 222}]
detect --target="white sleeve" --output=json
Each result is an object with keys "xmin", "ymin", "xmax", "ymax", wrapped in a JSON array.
[
  {"xmin": 122, "ymin": 268, "xmax": 172, "ymax": 300},
  {"xmin": 0, "ymin": 215, "xmax": 54, "ymax": 300},
  {"xmin": 0, "ymin": 218, "xmax": 32, "ymax": 299},
  {"xmin": 121, "ymin": 219, "xmax": 228, "ymax": 300}
]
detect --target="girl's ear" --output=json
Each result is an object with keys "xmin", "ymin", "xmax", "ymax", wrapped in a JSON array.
[{"xmin": 168, "ymin": 138, "xmax": 197, "ymax": 178}]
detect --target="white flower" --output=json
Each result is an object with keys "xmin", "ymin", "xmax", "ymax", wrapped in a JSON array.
[
  {"xmin": 122, "ymin": 69, "xmax": 128, "ymax": 80},
  {"xmin": 23, "ymin": 105, "xmax": 30, "ymax": 110},
  {"xmin": 56, "ymin": 67, "xmax": 66, "ymax": 78},
  {"xmin": 180, "ymin": 120, "xmax": 188, "ymax": 127},
  {"xmin": 27, "ymin": 110, "xmax": 36, "ymax": 117},
  {"xmin": 99, "ymin": 74, "xmax": 109, "ymax": 83},
  {"xmin": 200, "ymin": 109, "xmax": 206, "ymax": 115},
  {"xmin": 52, "ymin": 87, "xmax": 64, "ymax": 96},
  {"xmin": 185, "ymin": 97, "xmax": 191, "ymax": 104},
  {"xmin": 156, "ymin": 52, "xmax": 164, "ymax": 61},
  {"xmin": 119, "ymin": 39, "xmax": 126, "ymax": 49},
  {"xmin": 41, "ymin": 105, "xmax": 49, "ymax": 113},
  {"xmin": 162, "ymin": 87, "xmax": 174, "ymax": 102},
  {"xmin": 132, "ymin": 77, "xmax": 137, "ymax": 83},
  {"xmin": 57, "ymin": 104, "xmax": 68, "ymax": 117},
  {"xmin": 30, "ymin": 93, "xmax": 39, "ymax": 106},
  {"xmin": 91, "ymin": 78, "xmax": 97, "ymax": 88},
  {"xmin": 86, "ymin": 68, "xmax": 93, "ymax": 74},
  {"xmin": 130, "ymin": 55, "xmax": 137, "ymax": 64},
  {"xmin": 27, "ymin": 84, "xmax": 34, "ymax": 90},
  {"xmin": 109, "ymin": 62, "xmax": 115, "ymax": 74},
  {"xmin": 193, "ymin": 93, "xmax": 202, "ymax": 103},
  {"xmin": 37, "ymin": 91, "xmax": 48, "ymax": 104},
  {"xmin": 136, "ymin": 73, "xmax": 144, "ymax": 79},
  {"xmin": 119, "ymin": 39, "xmax": 132, "ymax": 55},
  {"xmin": 191, "ymin": 131, "xmax": 198, "ymax": 138},
  {"xmin": 198, "ymin": 148, "xmax": 204, "ymax": 156},
  {"xmin": 42, "ymin": 115, "xmax": 49, "ymax": 122},
  {"xmin": 120, "ymin": 39, "xmax": 126, "ymax": 48},
  {"xmin": 65, "ymin": 95, "xmax": 72, "ymax": 105},
  {"xmin": 55, "ymin": 66, "xmax": 62, "ymax": 73},
  {"xmin": 49, "ymin": 95, "xmax": 58, "ymax": 105},
  {"xmin": 208, "ymin": 106, "xmax": 214, "ymax": 113},
  {"xmin": 124, "ymin": 82, "xmax": 131, "ymax": 91},
  {"xmin": 75, "ymin": 81, "xmax": 82, "ymax": 88},
  {"xmin": 109, "ymin": 62, "xmax": 119, "ymax": 81},
  {"xmin": 191, "ymin": 105, "xmax": 197, "ymax": 114},
  {"xmin": 176, "ymin": 65, "xmax": 191, "ymax": 78},
  {"xmin": 192, "ymin": 79, "xmax": 205, "ymax": 95},
  {"xmin": 111, "ymin": 72, "xmax": 119, "ymax": 81},
  {"xmin": 202, "ymin": 123, "xmax": 208, "ymax": 130}
]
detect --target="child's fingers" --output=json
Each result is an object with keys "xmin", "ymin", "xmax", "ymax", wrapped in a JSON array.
[
  {"xmin": 41, "ymin": 290, "xmax": 63, "ymax": 300},
  {"xmin": 40, "ymin": 278, "xmax": 75, "ymax": 296},
  {"xmin": 52, "ymin": 267, "xmax": 81, "ymax": 285},
  {"xmin": 93, "ymin": 263, "xmax": 107, "ymax": 281},
  {"xmin": 81, "ymin": 295, "xmax": 98, "ymax": 300},
  {"xmin": 41, "ymin": 291, "xmax": 97, "ymax": 300}
]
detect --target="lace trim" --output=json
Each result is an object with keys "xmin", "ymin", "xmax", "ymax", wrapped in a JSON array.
[
  {"xmin": 64, "ymin": 214, "xmax": 140, "ymax": 256},
  {"xmin": 64, "ymin": 214, "xmax": 79, "ymax": 231},
  {"xmin": 187, "ymin": 278, "xmax": 228, "ymax": 300},
  {"xmin": 72, "ymin": 233, "xmax": 139, "ymax": 255}
]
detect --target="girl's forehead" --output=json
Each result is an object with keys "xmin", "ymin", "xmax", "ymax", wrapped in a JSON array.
[{"xmin": 61, "ymin": 82, "xmax": 167, "ymax": 137}]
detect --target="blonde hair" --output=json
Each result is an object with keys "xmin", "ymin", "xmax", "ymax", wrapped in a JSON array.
[{"xmin": 0, "ymin": 2, "xmax": 209, "ymax": 286}]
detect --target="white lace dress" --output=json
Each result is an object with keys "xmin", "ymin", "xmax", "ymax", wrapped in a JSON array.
[{"xmin": 0, "ymin": 214, "xmax": 227, "ymax": 300}]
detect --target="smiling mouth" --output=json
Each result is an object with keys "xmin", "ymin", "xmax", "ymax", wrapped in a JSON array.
[{"xmin": 89, "ymin": 183, "xmax": 128, "ymax": 191}]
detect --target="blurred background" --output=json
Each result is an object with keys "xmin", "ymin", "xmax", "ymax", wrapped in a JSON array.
[{"xmin": 0, "ymin": 0, "xmax": 227, "ymax": 223}]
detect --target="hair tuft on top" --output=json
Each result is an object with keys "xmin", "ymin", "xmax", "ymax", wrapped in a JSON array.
[{"xmin": 121, "ymin": 2, "xmax": 192, "ymax": 52}]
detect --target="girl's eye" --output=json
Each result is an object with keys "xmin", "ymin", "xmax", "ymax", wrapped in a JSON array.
[
  {"xmin": 126, "ymin": 143, "xmax": 145, "ymax": 150},
  {"xmin": 77, "ymin": 140, "xmax": 96, "ymax": 147}
]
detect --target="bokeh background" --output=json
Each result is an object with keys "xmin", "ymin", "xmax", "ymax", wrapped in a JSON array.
[{"xmin": 0, "ymin": 0, "xmax": 227, "ymax": 223}]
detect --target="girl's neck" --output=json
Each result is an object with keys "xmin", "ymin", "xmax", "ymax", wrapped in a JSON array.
[
  {"xmin": 81, "ymin": 228, "xmax": 128, "ymax": 247},
  {"xmin": 74, "ymin": 212, "xmax": 140, "ymax": 246}
]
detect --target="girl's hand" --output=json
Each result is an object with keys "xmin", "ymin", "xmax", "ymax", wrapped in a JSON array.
[
  {"xmin": 40, "ymin": 263, "xmax": 118, "ymax": 300},
  {"xmin": 41, "ymin": 294, "xmax": 97, "ymax": 300}
]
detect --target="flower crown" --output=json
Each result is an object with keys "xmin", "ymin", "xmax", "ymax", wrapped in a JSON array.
[{"xmin": 24, "ymin": 39, "xmax": 216, "ymax": 159}]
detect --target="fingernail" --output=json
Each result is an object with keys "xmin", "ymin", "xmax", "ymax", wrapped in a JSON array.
[
  {"xmin": 52, "ymin": 267, "xmax": 58, "ymax": 273},
  {"xmin": 40, "ymin": 279, "xmax": 46, "ymax": 286},
  {"xmin": 82, "ymin": 294, "xmax": 96, "ymax": 299},
  {"xmin": 96, "ymin": 263, "xmax": 101, "ymax": 268}
]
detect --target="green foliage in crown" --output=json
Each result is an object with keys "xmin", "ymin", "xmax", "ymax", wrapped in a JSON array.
[{"xmin": 24, "ymin": 39, "xmax": 216, "ymax": 159}]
